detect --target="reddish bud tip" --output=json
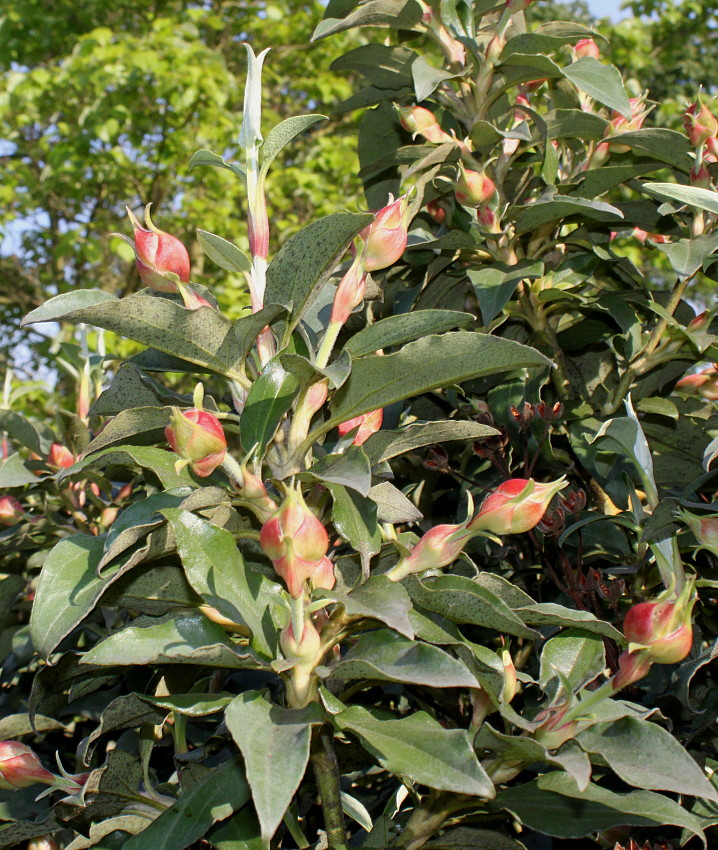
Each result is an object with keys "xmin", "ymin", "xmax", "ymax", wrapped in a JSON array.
[
  {"xmin": 360, "ymin": 195, "xmax": 411, "ymax": 272},
  {"xmin": 337, "ymin": 408, "xmax": 383, "ymax": 445},
  {"xmin": 126, "ymin": 205, "xmax": 191, "ymax": 292},
  {"xmin": 165, "ymin": 408, "xmax": 226, "ymax": 477},
  {"xmin": 0, "ymin": 495, "xmax": 25, "ymax": 527},
  {"xmin": 469, "ymin": 477, "xmax": 567, "ymax": 536},
  {"xmin": 0, "ymin": 742, "xmax": 57, "ymax": 790},
  {"xmin": 48, "ymin": 444, "xmax": 75, "ymax": 470},
  {"xmin": 574, "ymin": 38, "xmax": 600, "ymax": 60}
]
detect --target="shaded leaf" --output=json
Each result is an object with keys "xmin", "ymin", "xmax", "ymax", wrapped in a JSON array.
[{"xmin": 344, "ymin": 310, "xmax": 475, "ymax": 358}]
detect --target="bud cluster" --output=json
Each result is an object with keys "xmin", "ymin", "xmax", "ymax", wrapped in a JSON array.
[{"xmin": 259, "ymin": 486, "xmax": 334, "ymax": 598}]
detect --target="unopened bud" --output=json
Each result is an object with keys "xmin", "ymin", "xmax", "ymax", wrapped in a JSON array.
[
  {"xmin": 337, "ymin": 408, "xmax": 383, "ymax": 445},
  {"xmin": 165, "ymin": 408, "xmax": 227, "ymax": 477},
  {"xmin": 280, "ymin": 619, "xmax": 322, "ymax": 665},
  {"xmin": 0, "ymin": 495, "xmax": 25, "ymax": 527},
  {"xmin": 455, "ymin": 163, "xmax": 495, "ymax": 208},
  {"xmin": 48, "ymin": 444, "xmax": 75, "ymax": 470},
  {"xmin": 396, "ymin": 105, "xmax": 451, "ymax": 144},
  {"xmin": 330, "ymin": 259, "xmax": 368, "ymax": 326},
  {"xmin": 678, "ymin": 509, "xmax": 718, "ymax": 558},
  {"xmin": 690, "ymin": 162, "xmax": 712, "ymax": 188},
  {"xmin": 533, "ymin": 705, "xmax": 577, "ymax": 750},
  {"xmin": 0, "ymin": 742, "xmax": 57, "ymax": 790},
  {"xmin": 125, "ymin": 205, "xmax": 190, "ymax": 292},
  {"xmin": 426, "ymin": 200, "xmax": 447, "ymax": 223},
  {"xmin": 468, "ymin": 478, "xmax": 567, "ymax": 536},
  {"xmin": 501, "ymin": 648, "xmax": 518, "ymax": 703},
  {"xmin": 573, "ymin": 38, "xmax": 600, "ymax": 60},
  {"xmin": 398, "ymin": 523, "xmax": 473, "ymax": 575},
  {"xmin": 359, "ymin": 195, "xmax": 412, "ymax": 272},
  {"xmin": 683, "ymin": 98, "xmax": 718, "ymax": 148},
  {"xmin": 675, "ymin": 365, "xmax": 718, "ymax": 400}
]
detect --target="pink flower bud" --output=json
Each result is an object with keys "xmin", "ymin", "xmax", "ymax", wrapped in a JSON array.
[
  {"xmin": 501, "ymin": 648, "xmax": 518, "ymax": 703},
  {"xmin": 337, "ymin": 408, "xmax": 383, "ymax": 446},
  {"xmin": 359, "ymin": 195, "xmax": 412, "ymax": 273},
  {"xmin": 533, "ymin": 705, "xmax": 577, "ymax": 750},
  {"xmin": 676, "ymin": 365, "xmax": 718, "ymax": 400},
  {"xmin": 469, "ymin": 477, "xmax": 567, "ymax": 536},
  {"xmin": 683, "ymin": 99, "xmax": 718, "ymax": 148},
  {"xmin": 0, "ymin": 495, "xmax": 25, "ymax": 527},
  {"xmin": 620, "ymin": 581, "xmax": 697, "ymax": 670},
  {"xmin": 236, "ymin": 464, "xmax": 277, "ymax": 524},
  {"xmin": 125, "ymin": 205, "xmax": 191, "ymax": 293},
  {"xmin": 573, "ymin": 38, "xmax": 600, "ymax": 60},
  {"xmin": 0, "ymin": 742, "xmax": 57, "ymax": 790},
  {"xmin": 426, "ymin": 200, "xmax": 447, "ymax": 223},
  {"xmin": 165, "ymin": 408, "xmax": 227, "ymax": 477},
  {"xmin": 455, "ymin": 164, "xmax": 496, "ymax": 208},
  {"xmin": 611, "ymin": 649, "xmax": 654, "ymax": 690},
  {"xmin": 400, "ymin": 523, "xmax": 473, "ymax": 574},
  {"xmin": 396, "ymin": 106, "xmax": 451, "ymax": 144},
  {"xmin": 280, "ymin": 619, "xmax": 322, "ymax": 664},
  {"xmin": 477, "ymin": 206, "xmax": 501, "ymax": 233},
  {"xmin": 310, "ymin": 555, "xmax": 336, "ymax": 592},
  {"xmin": 631, "ymin": 227, "xmax": 669, "ymax": 244},
  {"xmin": 679, "ymin": 509, "xmax": 718, "ymax": 557},
  {"xmin": 48, "ymin": 444, "xmax": 75, "ymax": 470},
  {"xmin": 330, "ymin": 259, "xmax": 368, "ymax": 326},
  {"xmin": 260, "ymin": 487, "xmax": 329, "ymax": 596}
]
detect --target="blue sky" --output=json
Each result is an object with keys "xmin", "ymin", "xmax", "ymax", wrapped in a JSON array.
[{"xmin": 587, "ymin": 0, "xmax": 629, "ymax": 19}]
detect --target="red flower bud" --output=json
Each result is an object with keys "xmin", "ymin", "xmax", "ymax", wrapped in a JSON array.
[
  {"xmin": 396, "ymin": 105, "xmax": 451, "ymax": 144},
  {"xmin": 426, "ymin": 200, "xmax": 447, "ymax": 223},
  {"xmin": 469, "ymin": 477, "xmax": 567, "ymax": 535},
  {"xmin": 48, "ymin": 443, "xmax": 75, "ymax": 470},
  {"xmin": 260, "ymin": 487, "xmax": 329, "ymax": 596},
  {"xmin": 683, "ymin": 99, "xmax": 718, "ymax": 148},
  {"xmin": 573, "ymin": 38, "xmax": 600, "ymax": 60},
  {"xmin": 612, "ymin": 649, "xmax": 654, "ymax": 690},
  {"xmin": 330, "ymin": 259, "xmax": 368, "ymax": 326},
  {"xmin": 0, "ymin": 742, "xmax": 57, "ymax": 790},
  {"xmin": 455, "ymin": 163, "xmax": 496, "ymax": 208},
  {"xmin": 691, "ymin": 162, "xmax": 712, "ymax": 188},
  {"xmin": 0, "ymin": 495, "xmax": 25, "ymax": 527},
  {"xmin": 310, "ymin": 555, "xmax": 336, "ymax": 592},
  {"xmin": 400, "ymin": 523, "xmax": 473, "ymax": 574},
  {"xmin": 165, "ymin": 408, "xmax": 226, "ymax": 477},
  {"xmin": 125, "ymin": 205, "xmax": 191, "ymax": 292},
  {"xmin": 359, "ymin": 195, "xmax": 412, "ymax": 272},
  {"xmin": 337, "ymin": 408, "xmax": 383, "ymax": 445},
  {"xmin": 678, "ymin": 509, "xmax": 718, "ymax": 557},
  {"xmin": 676, "ymin": 365, "xmax": 718, "ymax": 400}
]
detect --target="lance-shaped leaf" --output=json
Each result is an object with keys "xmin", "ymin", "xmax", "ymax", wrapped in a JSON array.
[
  {"xmin": 317, "ymin": 575, "xmax": 414, "ymax": 638},
  {"xmin": 539, "ymin": 629, "xmax": 605, "ymax": 691},
  {"xmin": 123, "ymin": 757, "xmax": 250, "ymax": 850},
  {"xmin": 260, "ymin": 114, "xmax": 328, "ymax": 175},
  {"xmin": 264, "ymin": 212, "xmax": 373, "ymax": 336},
  {"xmin": 327, "ymin": 482, "xmax": 381, "ymax": 577},
  {"xmin": 577, "ymin": 716, "xmax": 718, "ymax": 800},
  {"xmin": 197, "ymin": 229, "xmax": 252, "ymax": 274},
  {"xmin": 189, "ymin": 148, "xmax": 247, "ymax": 181},
  {"xmin": 487, "ymin": 772, "xmax": 705, "ymax": 845},
  {"xmin": 312, "ymin": 0, "xmax": 424, "ymax": 41},
  {"xmin": 81, "ymin": 613, "xmax": 263, "ymax": 669},
  {"xmin": 225, "ymin": 692, "xmax": 323, "ymax": 842},
  {"xmin": 355, "ymin": 420, "xmax": 499, "ymax": 465},
  {"xmin": 343, "ymin": 309, "xmax": 475, "ymax": 358},
  {"xmin": 162, "ymin": 509, "xmax": 280, "ymax": 657},
  {"xmin": 307, "ymin": 445, "xmax": 372, "ymax": 496},
  {"xmin": 330, "ymin": 630, "xmax": 479, "ymax": 688},
  {"xmin": 561, "ymin": 57, "xmax": 631, "ymax": 119},
  {"xmin": 238, "ymin": 44, "xmax": 270, "ymax": 148},
  {"xmin": 335, "ymin": 706, "xmax": 494, "ymax": 798},
  {"xmin": 329, "ymin": 333, "xmax": 551, "ymax": 426},
  {"xmin": 240, "ymin": 357, "xmax": 300, "ymax": 456},
  {"xmin": 643, "ymin": 181, "xmax": 718, "ymax": 215},
  {"xmin": 63, "ymin": 446, "xmax": 194, "ymax": 490}
]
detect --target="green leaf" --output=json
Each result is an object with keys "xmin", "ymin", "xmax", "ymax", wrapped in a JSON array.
[
  {"xmin": 610, "ymin": 130, "xmax": 692, "ymax": 171},
  {"xmin": 488, "ymin": 772, "xmax": 705, "ymax": 844},
  {"xmin": 544, "ymin": 109, "xmax": 608, "ymax": 141},
  {"xmin": 308, "ymin": 445, "xmax": 372, "ymax": 496},
  {"xmin": 360, "ymin": 420, "xmax": 499, "ymax": 464},
  {"xmin": 467, "ymin": 262, "xmax": 543, "ymax": 325},
  {"xmin": 317, "ymin": 575, "xmax": 414, "ymax": 638},
  {"xmin": 225, "ymin": 692, "xmax": 321, "ymax": 842},
  {"xmin": 330, "ymin": 630, "xmax": 479, "ymax": 688},
  {"xmin": 162, "ymin": 509, "xmax": 280, "ymax": 657},
  {"xmin": 655, "ymin": 233, "xmax": 718, "ymax": 278},
  {"xmin": 516, "ymin": 604, "xmax": 624, "ymax": 642},
  {"xmin": 81, "ymin": 613, "xmax": 262, "ymax": 669},
  {"xmin": 561, "ymin": 57, "xmax": 631, "ymax": 119},
  {"xmin": 514, "ymin": 196, "xmax": 623, "ymax": 235},
  {"xmin": 140, "ymin": 693, "xmax": 235, "ymax": 717},
  {"xmin": 643, "ymin": 181, "xmax": 718, "ymax": 215},
  {"xmin": 329, "ymin": 333, "xmax": 551, "ymax": 425},
  {"xmin": 82, "ymin": 406, "xmax": 171, "ymax": 454},
  {"xmin": 574, "ymin": 163, "xmax": 665, "ymax": 199},
  {"xmin": 335, "ymin": 706, "xmax": 494, "ymax": 797},
  {"xmin": 264, "ymin": 212, "xmax": 373, "ymax": 335},
  {"xmin": 0, "ymin": 453, "xmax": 37, "ymax": 487},
  {"xmin": 67, "ymin": 446, "xmax": 194, "ymax": 489},
  {"xmin": 21, "ymin": 289, "xmax": 118, "ymax": 325},
  {"xmin": 331, "ymin": 44, "xmax": 416, "ymax": 90},
  {"xmin": 208, "ymin": 802, "xmax": 263, "ymax": 850},
  {"xmin": 197, "ymin": 230, "xmax": 252, "ymax": 274},
  {"xmin": 81, "ymin": 694, "xmax": 165, "ymax": 764},
  {"xmin": 123, "ymin": 757, "xmax": 250, "ymax": 850},
  {"xmin": 344, "ymin": 310, "xmax": 475, "ymax": 358},
  {"xmin": 425, "ymin": 827, "xmax": 527, "ymax": 850},
  {"xmin": 189, "ymin": 148, "xmax": 246, "ymax": 181},
  {"xmin": 260, "ymin": 114, "xmax": 328, "ymax": 175},
  {"xmin": 240, "ymin": 357, "xmax": 300, "ymax": 456},
  {"xmin": 0, "ymin": 411, "xmax": 47, "ymax": 456},
  {"xmin": 577, "ymin": 717, "xmax": 718, "ymax": 800},
  {"xmin": 102, "ymin": 565, "xmax": 199, "ymax": 615},
  {"xmin": 30, "ymin": 534, "xmax": 123, "ymax": 658},
  {"xmin": 91, "ymin": 363, "xmax": 194, "ymax": 415},
  {"xmin": 539, "ymin": 630, "xmax": 605, "ymax": 690},
  {"xmin": 406, "ymin": 575, "xmax": 538, "ymax": 639},
  {"xmin": 312, "ymin": 0, "xmax": 424, "ymax": 41},
  {"xmin": 24, "ymin": 292, "xmax": 249, "ymax": 380},
  {"xmin": 327, "ymin": 483, "xmax": 381, "ymax": 575},
  {"xmin": 369, "ymin": 481, "xmax": 423, "ymax": 523}
]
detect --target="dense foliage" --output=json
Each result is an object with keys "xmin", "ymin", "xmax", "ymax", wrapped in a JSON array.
[{"xmin": 2, "ymin": 2, "xmax": 718, "ymax": 850}]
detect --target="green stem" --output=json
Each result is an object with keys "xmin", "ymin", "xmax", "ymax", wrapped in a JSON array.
[
  {"xmin": 394, "ymin": 792, "xmax": 467, "ymax": 850},
  {"xmin": 316, "ymin": 321, "xmax": 342, "ymax": 370},
  {"xmin": 311, "ymin": 724, "xmax": 348, "ymax": 850}
]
